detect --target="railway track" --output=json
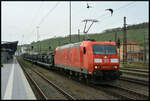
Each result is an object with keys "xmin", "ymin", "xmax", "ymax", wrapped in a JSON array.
[
  {"xmin": 120, "ymin": 67, "xmax": 149, "ymax": 79},
  {"xmin": 120, "ymin": 76, "xmax": 149, "ymax": 86},
  {"xmin": 121, "ymin": 67, "xmax": 149, "ymax": 73},
  {"xmin": 91, "ymin": 85, "xmax": 135, "ymax": 100},
  {"xmin": 20, "ymin": 58, "xmax": 149, "ymax": 100},
  {"xmin": 19, "ymin": 62, "xmax": 48, "ymax": 100},
  {"xmin": 120, "ymin": 67, "xmax": 149, "ymax": 86},
  {"xmin": 106, "ymin": 84, "xmax": 148, "ymax": 100},
  {"xmin": 17, "ymin": 58, "xmax": 76, "ymax": 100},
  {"xmin": 87, "ymin": 82, "xmax": 148, "ymax": 100},
  {"xmin": 89, "ymin": 78, "xmax": 149, "ymax": 100},
  {"xmin": 120, "ymin": 70, "xmax": 148, "ymax": 78}
]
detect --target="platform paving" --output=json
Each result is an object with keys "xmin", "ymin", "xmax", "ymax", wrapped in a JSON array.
[{"xmin": 1, "ymin": 56, "xmax": 36, "ymax": 100}]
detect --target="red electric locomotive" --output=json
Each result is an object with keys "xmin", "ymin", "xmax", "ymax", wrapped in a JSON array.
[{"xmin": 54, "ymin": 40, "xmax": 122, "ymax": 84}]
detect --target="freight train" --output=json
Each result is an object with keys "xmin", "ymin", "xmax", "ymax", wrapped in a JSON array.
[{"xmin": 22, "ymin": 40, "xmax": 122, "ymax": 84}]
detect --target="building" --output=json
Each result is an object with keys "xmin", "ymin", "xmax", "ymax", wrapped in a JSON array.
[{"xmin": 119, "ymin": 40, "xmax": 143, "ymax": 62}]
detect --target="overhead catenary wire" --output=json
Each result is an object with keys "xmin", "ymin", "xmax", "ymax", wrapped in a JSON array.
[
  {"xmin": 38, "ymin": 2, "xmax": 60, "ymax": 26},
  {"xmin": 62, "ymin": 2, "xmax": 136, "ymax": 36},
  {"xmin": 10, "ymin": 2, "xmax": 43, "ymax": 45},
  {"xmin": 29, "ymin": 2, "xmax": 60, "ymax": 43},
  {"xmin": 28, "ymin": 3, "xmax": 44, "ymax": 32},
  {"xmin": 85, "ymin": 2, "xmax": 136, "ymax": 34},
  {"xmin": 95, "ymin": 1, "xmax": 136, "ymax": 20},
  {"xmin": 45, "ymin": 21, "xmax": 83, "ymax": 39},
  {"xmin": 32, "ymin": 2, "xmax": 137, "ymax": 43},
  {"xmin": 96, "ymin": 2, "xmax": 137, "ymax": 31},
  {"xmin": 96, "ymin": 4, "xmax": 137, "ymax": 33},
  {"xmin": 27, "ymin": 2, "xmax": 45, "ymax": 42},
  {"xmin": 70, "ymin": 2, "xmax": 136, "ymax": 35}
]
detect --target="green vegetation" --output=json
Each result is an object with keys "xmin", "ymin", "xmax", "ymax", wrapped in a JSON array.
[
  {"xmin": 17, "ymin": 22, "xmax": 149, "ymax": 52},
  {"xmin": 23, "ymin": 60, "xmax": 33, "ymax": 67}
]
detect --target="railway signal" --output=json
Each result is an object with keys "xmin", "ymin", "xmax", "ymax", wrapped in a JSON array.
[
  {"xmin": 31, "ymin": 46, "xmax": 33, "ymax": 49},
  {"xmin": 123, "ymin": 16, "xmax": 127, "ymax": 64},
  {"xmin": 117, "ymin": 38, "xmax": 120, "ymax": 48}
]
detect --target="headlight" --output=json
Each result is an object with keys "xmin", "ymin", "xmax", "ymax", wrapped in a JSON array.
[
  {"xmin": 94, "ymin": 59, "xmax": 102, "ymax": 63},
  {"xmin": 111, "ymin": 59, "xmax": 119, "ymax": 63},
  {"xmin": 95, "ymin": 66, "xmax": 98, "ymax": 69},
  {"xmin": 113, "ymin": 66, "xmax": 118, "ymax": 68},
  {"xmin": 95, "ymin": 66, "xmax": 101, "ymax": 69}
]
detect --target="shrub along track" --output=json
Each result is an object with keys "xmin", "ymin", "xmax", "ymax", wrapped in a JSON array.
[{"xmin": 19, "ymin": 57, "xmax": 149, "ymax": 100}]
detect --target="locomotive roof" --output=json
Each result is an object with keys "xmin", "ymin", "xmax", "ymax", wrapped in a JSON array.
[
  {"xmin": 56, "ymin": 42, "xmax": 82, "ymax": 50},
  {"xmin": 56, "ymin": 41, "xmax": 116, "ymax": 50}
]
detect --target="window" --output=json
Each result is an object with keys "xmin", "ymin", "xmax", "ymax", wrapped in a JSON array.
[
  {"xmin": 83, "ymin": 47, "xmax": 86, "ymax": 54},
  {"xmin": 92, "ymin": 45, "xmax": 105, "ymax": 54},
  {"xmin": 92, "ymin": 45, "xmax": 117, "ymax": 55},
  {"xmin": 105, "ymin": 45, "xmax": 117, "ymax": 55}
]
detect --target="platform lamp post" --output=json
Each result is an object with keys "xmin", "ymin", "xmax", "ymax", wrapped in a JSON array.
[{"xmin": 82, "ymin": 19, "xmax": 98, "ymax": 40}]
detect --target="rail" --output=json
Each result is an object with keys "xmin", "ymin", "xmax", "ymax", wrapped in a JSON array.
[{"xmin": 18, "ymin": 58, "xmax": 76, "ymax": 100}]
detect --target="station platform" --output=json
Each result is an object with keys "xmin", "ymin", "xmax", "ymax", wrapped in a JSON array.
[{"xmin": 1, "ymin": 56, "xmax": 36, "ymax": 100}]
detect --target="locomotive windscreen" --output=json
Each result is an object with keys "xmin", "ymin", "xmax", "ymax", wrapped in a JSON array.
[{"xmin": 92, "ymin": 45, "xmax": 117, "ymax": 55}]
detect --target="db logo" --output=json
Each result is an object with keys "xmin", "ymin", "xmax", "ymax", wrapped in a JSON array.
[{"xmin": 104, "ymin": 59, "xmax": 109, "ymax": 63}]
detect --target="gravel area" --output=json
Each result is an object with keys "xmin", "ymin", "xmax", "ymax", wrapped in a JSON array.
[{"xmin": 32, "ymin": 65, "xmax": 119, "ymax": 100}]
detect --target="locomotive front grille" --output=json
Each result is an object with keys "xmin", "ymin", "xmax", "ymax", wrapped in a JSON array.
[{"xmin": 102, "ymin": 66, "xmax": 111, "ymax": 68}]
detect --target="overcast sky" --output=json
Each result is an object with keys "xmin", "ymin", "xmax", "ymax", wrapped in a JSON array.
[{"xmin": 2, "ymin": 1, "xmax": 149, "ymax": 45}]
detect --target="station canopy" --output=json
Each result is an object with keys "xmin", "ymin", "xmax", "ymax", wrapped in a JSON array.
[{"xmin": 1, "ymin": 41, "xmax": 18, "ymax": 55}]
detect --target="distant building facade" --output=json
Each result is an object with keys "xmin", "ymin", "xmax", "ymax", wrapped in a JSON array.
[{"xmin": 119, "ymin": 40, "xmax": 143, "ymax": 62}]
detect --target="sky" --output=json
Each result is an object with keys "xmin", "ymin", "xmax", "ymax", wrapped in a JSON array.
[{"xmin": 1, "ymin": 1, "xmax": 149, "ymax": 45}]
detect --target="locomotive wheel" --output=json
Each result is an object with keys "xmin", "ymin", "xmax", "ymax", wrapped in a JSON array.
[
  {"xmin": 79, "ymin": 73, "xmax": 83, "ymax": 81},
  {"xmin": 75, "ymin": 72, "xmax": 78, "ymax": 77},
  {"xmin": 86, "ymin": 79, "xmax": 89, "ymax": 84},
  {"xmin": 68, "ymin": 75, "xmax": 72, "ymax": 79},
  {"xmin": 69, "ymin": 70, "xmax": 72, "ymax": 75}
]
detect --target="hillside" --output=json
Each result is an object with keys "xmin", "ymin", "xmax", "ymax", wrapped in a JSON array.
[{"xmin": 17, "ymin": 22, "xmax": 149, "ymax": 52}]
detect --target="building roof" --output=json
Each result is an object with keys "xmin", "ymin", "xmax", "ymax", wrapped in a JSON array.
[
  {"xmin": 127, "ymin": 51, "xmax": 143, "ymax": 54},
  {"xmin": 120, "ymin": 40, "xmax": 141, "ymax": 45},
  {"xmin": 1, "ymin": 41, "xmax": 18, "ymax": 55}
]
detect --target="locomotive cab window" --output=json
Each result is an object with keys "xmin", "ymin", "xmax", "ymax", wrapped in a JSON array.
[
  {"xmin": 92, "ymin": 45, "xmax": 117, "ymax": 55},
  {"xmin": 83, "ymin": 47, "xmax": 86, "ymax": 54},
  {"xmin": 105, "ymin": 45, "xmax": 117, "ymax": 55}
]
